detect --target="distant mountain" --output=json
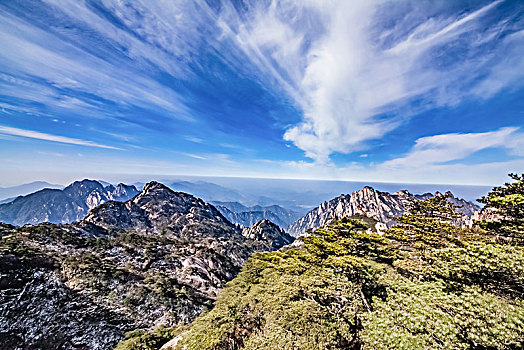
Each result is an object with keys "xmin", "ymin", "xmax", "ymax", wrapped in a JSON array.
[
  {"xmin": 0, "ymin": 197, "xmax": 17, "ymax": 204},
  {"xmin": 212, "ymin": 201, "xmax": 302, "ymax": 229},
  {"xmin": 0, "ymin": 179, "xmax": 139, "ymax": 226},
  {"xmin": 0, "ymin": 181, "xmax": 292, "ymax": 349},
  {"xmin": 0, "ymin": 181, "xmax": 63, "ymax": 201},
  {"xmin": 167, "ymin": 180, "xmax": 246, "ymax": 203},
  {"xmin": 288, "ymin": 186, "xmax": 480, "ymax": 236}
]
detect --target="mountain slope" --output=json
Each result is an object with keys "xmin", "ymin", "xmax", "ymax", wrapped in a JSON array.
[
  {"xmin": 160, "ymin": 203, "xmax": 523, "ymax": 350},
  {"xmin": 288, "ymin": 186, "xmax": 479, "ymax": 236},
  {"xmin": 0, "ymin": 179, "xmax": 139, "ymax": 226},
  {"xmin": 0, "ymin": 182, "xmax": 292, "ymax": 350}
]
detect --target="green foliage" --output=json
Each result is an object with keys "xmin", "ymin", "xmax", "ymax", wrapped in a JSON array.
[
  {"xmin": 115, "ymin": 326, "xmax": 184, "ymax": 350},
  {"xmin": 163, "ymin": 192, "xmax": 524, "ymax": 350},
  {"xmin": 361, "ymin": 276, "xmax": 524, "ymax": 350},
  {"xmin": 386, "ymin": 195, "xmax": 465, "ymax": 249},
  {"xmin": 478, "ymin": 173, "xmax": 524, "ymax": 236}
]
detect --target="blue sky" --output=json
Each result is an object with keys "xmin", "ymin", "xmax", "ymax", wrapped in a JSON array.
[{"xmin": 0, "ymin": 0, "xmax": 523, "ymax": 186}]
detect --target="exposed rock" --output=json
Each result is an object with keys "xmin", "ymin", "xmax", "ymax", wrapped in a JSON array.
[
  {"xmin": 288, "ymin": 186, "xmax": 480, "ymax": 236},
  {"xmin": 242, "ymin": 219, "xmax": 294, "ymax": 250},
  {"xmin": 0, "ymin": 182, "xmax": 291, "ymax": 350},
  {"xmin": 0, "ymin": 179, "xmax": 139, "ymax": 226},
  {"xmin": 470, "ymin": 207, "xmax": 504, "ymax": 227}
]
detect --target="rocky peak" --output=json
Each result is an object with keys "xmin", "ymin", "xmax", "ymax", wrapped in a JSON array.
[
  {"xmin": 82, "ymin": 181, "xmax": 233, "ymax": 236},
  {"xmin": 63, "ymin": 179, "xmax": 104, "ymax": 196},
  {"xmin": 0, "ymin": 179, "xmax": 140, "ymax": 226},
  {"xmin": 140, "ymin": 181, "xmax": 169, "ymax": 194},
  {"xmin": 288, "ymin": 187, "xmax": 480, "ymax": 237},
  {"xmin": 113, "ymin": 183, "xmax": 137, "ymax": 197},
  {"xmin": 242, "ymin": 219, "xmax": 294, "ymax": 250}
]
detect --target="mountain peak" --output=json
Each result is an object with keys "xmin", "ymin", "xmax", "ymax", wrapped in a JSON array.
[
  {"xmin": 141, "ymin": 181, "xmax": 172, "ymax": 194},
  {"xmin": 0, "ymin": 180, "xmax": 139, "ymax": 226},
  {"xmin": 83, "ymin": 180, "xmax": 234, "ymax": 236},
  {"xmin": 242, "ymin": 219, "xmax": 294, "ymax": 250},
  {"xmin": 288, "ymin": 186, "xmax": 480, "ymax": 236}
]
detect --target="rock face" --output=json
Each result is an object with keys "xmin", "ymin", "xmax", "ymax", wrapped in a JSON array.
[
  {"xmin": 471, "ymin": 207, "xmax": 504, "ymax": 226},
  {"xmin": 242, "ymin": 219, "xmax": 294, "ymax": 251},
  {"xmin": 212, "ymin": 201, "xmax": 301, "ymax": 229},
  {"xmin": 82, "ymin": 182, "xmax": 233, "ymax": 236},
  {"xmin": 288, "ymin": 187, "xmax": 480, "ymax": 237},
  {"xmin": 0, "ymin": 182, "xmax": 291, "ymax": 350},
  {"xmin": 0, "ymin": 179, "xmax": 139, "ymax": 226}
]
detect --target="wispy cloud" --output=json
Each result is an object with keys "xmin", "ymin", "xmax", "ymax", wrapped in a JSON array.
[
  {"xmin": 275, "ymin": 127, "xmax": 524, "ymax": 185},
  {"xmin": 216, "ymin": 0, "xmax": 522, "ymax": 163},
  {"xmin": 0, "ymin": 125, "xmax": 121, "ymax": 150},
  {"xmin": 380, "ymin": 127, "xmax": 522, "ymax": 169},
  {"xmin": 0, "ymin": 1, "xmax": 522, "ymax": 185},
  {"xmin": 0, "ymin": 6, "xmax": 193, "ymax": 123}
]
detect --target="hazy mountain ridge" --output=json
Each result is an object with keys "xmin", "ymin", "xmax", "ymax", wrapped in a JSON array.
[
  {"xmin": 211, "ymin": 201, "xmax": 302, "ymax": 229},
  {"xmin": 0, "ymin": 181, "xmax": 63, "ymax": 202},
  {"xmin": 0, "ymin": 181, "xmax": 292, "ymax": 349},
  {"xmin": 0, "ymin": 180, "xmax": 139, "ymax": 226},
  {"xmin": 288, "ymin": 186, "xmax": 480, "ymax": 236}
]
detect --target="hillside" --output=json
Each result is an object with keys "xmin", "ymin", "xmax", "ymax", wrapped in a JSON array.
[
  {"xmin": 118, "ymin": 175, "xmax": 524, "ymax": 350},
  {"xmin": 162, "ymin": 204, "xmax": 521, "ymax": 349},
  {"xmin": 0, "ymin": 182, "xmax": 292, "ymax": 349}
]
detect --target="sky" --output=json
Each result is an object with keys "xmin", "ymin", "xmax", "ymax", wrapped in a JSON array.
[{"xmin": 0, "ymin": 0, "xmax": 523, "ymax": 186}]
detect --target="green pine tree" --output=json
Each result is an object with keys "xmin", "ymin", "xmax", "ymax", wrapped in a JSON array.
[
  {"xmin": 478, "ymin": 173, "xmax": 524, "ymax": 237},
  {"xmin": 386, "ymin": 194, "xmax": 464, "ymax": 250}
]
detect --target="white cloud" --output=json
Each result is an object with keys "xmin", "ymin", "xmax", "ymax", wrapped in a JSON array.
[
  {"xmin": 268, "ymin": 127, "xmax": 524, "ymax": 185},
  {"xmin": 380, "ymin": 127, "xmax": 521, "ymax": 169},
  {"xmin": 0, "ymin": 8, "xmax": 193, "ymax": 121},
  {"xmin": 220, "ymin": 0, "xmax": 519, "ymax": 163},
  {"xmin": 472, "ymin": 29, "xmax": 524, "ymax": 98},
  {"xmin": 0, "ymin": 0, "xmax": 521, "ymax": 184},
  {"xmin": 0, "ymin": 125, "xmax": 121, "ymax": 150}
]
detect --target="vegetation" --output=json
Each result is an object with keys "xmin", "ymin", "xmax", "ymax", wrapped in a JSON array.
[
  {"xmin": 0, "ymin": 222, "xmax": 214, "ymax": 337},
  {"xmin": 115, "ymin": 326, "xmax": 184, "ymax": 350},
  {"xmin": 115, "ymin": 175, "xmax": 524, "ymax": 350},
  {"xmin": 478, "ymin": 173, "xmax": 524, "ymax": 237}
]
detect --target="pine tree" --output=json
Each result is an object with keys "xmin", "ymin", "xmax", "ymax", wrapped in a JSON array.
[
  {"xmin": 386, "ymin": 194, "xmax": 463, "ymax": 249},
  {"xmin": 478, "ymin": 173, "xmax": 524, "ymax": 237}
]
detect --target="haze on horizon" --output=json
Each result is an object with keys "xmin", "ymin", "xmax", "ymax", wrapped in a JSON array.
[{"xmin": 0, "ymin": 0, "xmax": 523, "ymax": 186}]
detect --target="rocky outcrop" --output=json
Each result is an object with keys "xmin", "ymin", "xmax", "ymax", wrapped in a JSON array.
[
  {"xmin": 242, "ymin": 219, "xmax": 294, "ymax": 250},
  {"xmin": 470, "ymin": 207, "xmax": 504, "ymax": 226},
  {"xmin": 288, "ymin": 187, "xmax": 480, "ymax": 237},
  {"xmin": 0, "ymin": 179, "xmax": 139, "ymax": 226},
  {"xmin": 0, "ymin": 182, "xmax": 291, "ymax": 350}
]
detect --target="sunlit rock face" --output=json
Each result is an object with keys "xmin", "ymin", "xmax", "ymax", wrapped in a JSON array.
[{"xmin": 288, "ymin": 186, "xmax": 479, "ymax": 237}]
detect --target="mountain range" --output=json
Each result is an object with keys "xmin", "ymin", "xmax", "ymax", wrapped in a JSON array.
[
  {"xmin": 0, "ymin": 180, "xmax": 139, "ymax": 226},
  {"xmin": 0, "ymin": 181, "xmax": 63, "ymax": 203},
  {"xmin": 0, "ymin": 179, "xmax": 482, "ymax": 239},
  {"xmin": 0, "ymin": 177, "xmax": 510, "ymax": 350},
  {"xmin": 211, "ymin": 201, "xmax": 301, "ymax": 228},
  {"xmin": 0, "ymin": 180, "xmax": 304, "ymax": 230},
  {"xmin": 0, "ymin": 181, "xmax": 293, "ymax": 349},
  {"xmin": 288, "ymin": 186, "xmax": 480, "ymax": 236}
]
